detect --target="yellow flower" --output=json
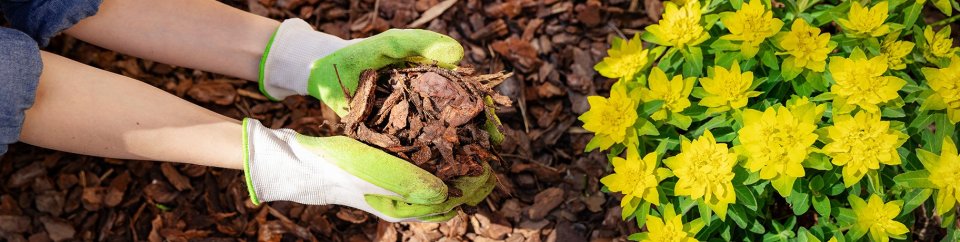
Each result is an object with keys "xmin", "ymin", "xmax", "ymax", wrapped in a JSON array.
[
  {"xmin": 738, "ymin": 103, "xmax": 823, "ymax": 197},
  {"xmin": 849, "ymin": 194, "xmax": 909, "ymax": 242},
  {"xmin": 923, "ymin": 25, "xmax": 959, "ymax": 64},
  {"xmin": 664, "ymin": 130, "xmax": 737, "ymax": 219},
  {"xmin": 837, "ymin": 1, "xmax": 891, "ymax": 38},
  {"xmin": 600, "ymin": 148, "xmax": 671, "ymax": 214},
  {"xmin": 580, "ymin": 86, "xmax": 638, "ymax": 150},
  {"xmin": 644, "ymin": 1, "xmax": 710, "ymax": 48},
  {"xmin": 779, "ymin": 19, "xmax": 834, "ymax": 72},
  {"xmin": 595, "ymin": 34, "xmax": 650, "ymax": 81},
  {"xmin": 640, "ymin": 67, "xmax": 695, "ymax": 121},
  {"xmin": 719, "ymin": 0, "xmax": 784, "ymax": 58},
  {"xmin": 638, "ymin": 204, "xmax": 701, "ymax": 242},
  {"xmin": 920, "ymin": 56, "xmax": 960, "ymax": 124},
  {"xmin": 915, "ymin": 137, "xmax": 960, "ymax": 216},
  {"xmin": 879, "ymin": 33, "xmax": 915, "ymax": 70},
  {"xmin": 823, "ymin": 112, "xmax": 905, "ymax": 187},
  {"xmin": 829, "ymin": 48, "xmax": 906, "ymax": 113},
  {"xmin": 699, "ymin": 62, "xmax": 762, "ymax": 113}
]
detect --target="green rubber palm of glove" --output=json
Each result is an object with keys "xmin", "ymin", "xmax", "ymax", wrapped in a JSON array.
[
  {"xmin": 309, "ymin": 29, "xmax": 464, "ymax": 117},
  {"xmin": 364, "ymin": 162, "xmax": 497, "ymax": 222}
]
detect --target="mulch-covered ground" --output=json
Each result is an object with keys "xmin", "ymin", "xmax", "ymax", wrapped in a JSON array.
[{"xmin": 0, "ymin": 0, "xmax": 658, "ymax": 241}]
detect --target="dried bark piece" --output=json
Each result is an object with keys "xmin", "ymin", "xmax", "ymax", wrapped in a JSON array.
[
  {"xmin": 355, "ymin": 124, "xmax": 401, "ymax": 148},
  {"xmin": 344, "ymin": 69, "xmax": 379, "ymax": 135},
  {"xmin": 160, "ymin": 163, "xmax": 192, "ymax": 191}
]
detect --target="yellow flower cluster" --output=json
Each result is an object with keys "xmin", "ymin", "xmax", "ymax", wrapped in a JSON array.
[
  {"xmin": 828, "ymin": 48, "xmax": 906, "ymax": 113},
  {"xmin": 837, "ymin": 1, "xmax": 892, "ymax": 38},
  {"xmin": 645, "ymin": 1, "xmax": 710, "ymax": 48},
  {"xmin": 823, "ymin": 112, "xmax": 905, "ymax": 187},
  {"xmin": 640, "ymin": 67, "xmax": 694, "ymax": 121},
  {"xmin": 638, "ymin": 204, "xmax": 702, "ymax": 242},
  {"xmin": 779, "ymin": 19, "xmax": 834, "ymax": 73},
  {"xmin": 664, "ymin": 131, "xmax": 737, "ymax": 218},
  {"xmin": 738, "ymin": 99, "xmax": 824, "ymax": 197},
  {"xmin": 600, "ymin": 147, "xmax": 670, "ymax": 215},
  {"xmin": 879, "ymin": 33, "xmax": 915, "ymax": 70},
  {"xmin": 921, "ymin": 56, "xmax": 960, "ymax": 124},
  {"xmin": 579, "ymin": 0, "xmax": 960, "ymax": 239},
  {"xmin": 580, "ymin": 86, "xmax": 638, "ymax": 150},
  {"xmin": 594, "ymin": 34, "xmax": 649, "ymax": 81},
  {"xmin": 699, "ymin": 62, "xmax": 761, "ymax": 113},
  {"xmin": 916, "ymin": 137, "xmax": 960, "ymax": 216},
  {"xmin": 924, "ymin": 26, "xmax": 959, "ymax": 64},
  {"xmin": 850, "ymin": 194, "xmax": 909, "ymax": 242},
  {"xmin": 719, "ymin": 0, "xmax": 783, "ymax": 58}
]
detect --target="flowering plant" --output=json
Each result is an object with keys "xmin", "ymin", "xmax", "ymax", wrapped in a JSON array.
[{"xmin": 584, "ymin": 0, "xmax": 960, "ymax": 241}]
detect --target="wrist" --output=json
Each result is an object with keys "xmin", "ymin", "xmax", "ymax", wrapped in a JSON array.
[{"xmin": 259, "ymin": 18, "xmax": 356, "ymax": 101}]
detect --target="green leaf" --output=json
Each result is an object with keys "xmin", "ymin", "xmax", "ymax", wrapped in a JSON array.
[
  {"xmin": 812, "ymin": 194, "xmax": 832, "ymax": 218},
  {"xmin": 727, "ymin": 204, "xmax": 750, "ymax": 229},
  {"xmin": 881, "ymin": 106, "xmax": 906, "ymax": 118},
  {"xmin": 735, "ymin": 185, "xmax": 759, "ymax": 211},
  {"xmin": 901, "ymin": 188, "xmax": 933, "ymax": 216},
  {"xmin": 802, "ymin": 153, "xmax": 833, "ymax": 170},
  {"xmin": 692, "ymin": 116, "xmax": 728, "ymax": 138},
  {"xmin": 711, "ymin": 40, "xmax": 743, "ymax": 51},
  {"xmin": 837, "ymin": 208, "xmax": 857, "ymax": 226},
  {"xmin": 682, "ymin": 47, "xmax": 704, "ymax": 77},
  {"xmin": 788, "ymin": 181, "xmax": 811, "ymax": 215},
  {"xmin": 792, "ymin": 77, "xmax": 815, "ymax": 97},
  {"xmin": 730, "ymin": 0, "xmax": 743, "ymax": 9},
  {"xmin": 865, "ymin": 170, "xmax": 883, "ymax": 195},
  {"xmin": 715, "ymin": 52, "xmax": 740, "ymax": 68},
  {"xmin": 781, "ymin": 57, "xmax": 803, "ymax": 81},
  {"xmin": 809, "ymin": 175, "xmax": 825, "ymax": 192},
  {"xmin": 761, "ymin": 49, "xmax": 779, "ymax": 70},
  {"xmin": 668, "ymin": 114, "xmax": 693, "ymax": 130},
  {"xmin": 640, "ymin": 100, "xmax": 665, "ymax": 116},
  {"xmin": 894, "ymin": 170, "xmax": 935, "ymax": 188},
  {"xmin": 636, "ymin": 201, "xmax": 652, "ymax": 228},
  {"xmin": 698, "ymin": 199, "xmax": 713, "ymax": 226},
  {"xmin": 636, "ymin": 118, "xmax": 660, "ymax": 136}
]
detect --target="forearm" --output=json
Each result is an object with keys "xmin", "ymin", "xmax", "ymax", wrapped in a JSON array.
[
  {"xmin": 19, "ymin": 52, "xmax": 244, "ymax": 170},
  {"xmin": 64, "ymin": 0, "xmax": 279, "ymax": 81}
]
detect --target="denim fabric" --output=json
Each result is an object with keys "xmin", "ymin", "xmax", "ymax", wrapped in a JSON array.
[
  {"xmin": 0, "ymin": 0, "xmax": 102, "ymax": 46},
  {"xmin": 0, "ymin": 27, "xmax": 42, "ymax": 156}
]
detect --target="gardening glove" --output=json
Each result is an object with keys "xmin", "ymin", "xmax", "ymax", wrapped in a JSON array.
[
  {"xmin": 258, "ymin": 18, "xmax": 464, "ymax": 117},
  {"xmin": 241, "ymin": 119, "xmax": 494, "ymax": 222}
]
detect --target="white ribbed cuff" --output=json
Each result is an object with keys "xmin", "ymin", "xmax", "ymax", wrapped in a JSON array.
[
  {"xmin": 261, "ymin": 18, "xmax": 354, "ymax": 100},
  {"xmin": 245, "ymin": 119, "xmax": 328, "ymax": 204}
]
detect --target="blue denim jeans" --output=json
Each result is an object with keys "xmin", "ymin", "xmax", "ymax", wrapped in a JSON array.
[{"xmin": 0, "ymin": 0, "xmax": 102, "ymax": 155}]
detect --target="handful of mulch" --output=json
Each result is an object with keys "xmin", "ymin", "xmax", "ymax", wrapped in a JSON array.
[{"xmin": 342, "ymin": 65, "xmax": 512, "ymax": 197}]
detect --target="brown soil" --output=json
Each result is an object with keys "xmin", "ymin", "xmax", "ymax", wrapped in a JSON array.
[{"xmin": 342, "ymin": 65, "xmax": 512, "ymax": 196}]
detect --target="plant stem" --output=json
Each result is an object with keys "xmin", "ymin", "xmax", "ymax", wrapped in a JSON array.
[{"xmin": 933, "ymin": 14, "xmax": 960, "ymax": 27}]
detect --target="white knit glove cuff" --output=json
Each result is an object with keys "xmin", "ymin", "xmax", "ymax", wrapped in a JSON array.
[{"xmin": 260, "ymin": 18, "xmax": 360, "ymax": 100}]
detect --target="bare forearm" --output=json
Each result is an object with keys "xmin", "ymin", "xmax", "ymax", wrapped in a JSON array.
[
  {"xmin": 64, "ymin": 0, "xmax": 279, "ymax": 81},
  {"xmin": 19, "ymin": 52, "xmax": 244, "ymax": 170}
]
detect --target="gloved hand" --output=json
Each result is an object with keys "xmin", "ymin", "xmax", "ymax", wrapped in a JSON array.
[
  {"xmin": 258, "ymin": 18, "xmax": 464, "ymax": 117},
  {"xmin": 242, "ymin": 119, "xmax": 495, "ymax": 222}
]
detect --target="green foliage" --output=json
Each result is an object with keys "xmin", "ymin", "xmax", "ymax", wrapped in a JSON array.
[{"xmin": 583, "ymin": 0, "xmax": 960, "ymax": 241}]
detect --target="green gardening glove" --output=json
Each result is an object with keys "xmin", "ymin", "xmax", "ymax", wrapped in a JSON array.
[
  {"xmin": 242, "ymin": 119, "xmax": 494, "ymax": 222},
  {"xmin": 258, "ymin": 18, "xmax": 464, "ymax": 117}
]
